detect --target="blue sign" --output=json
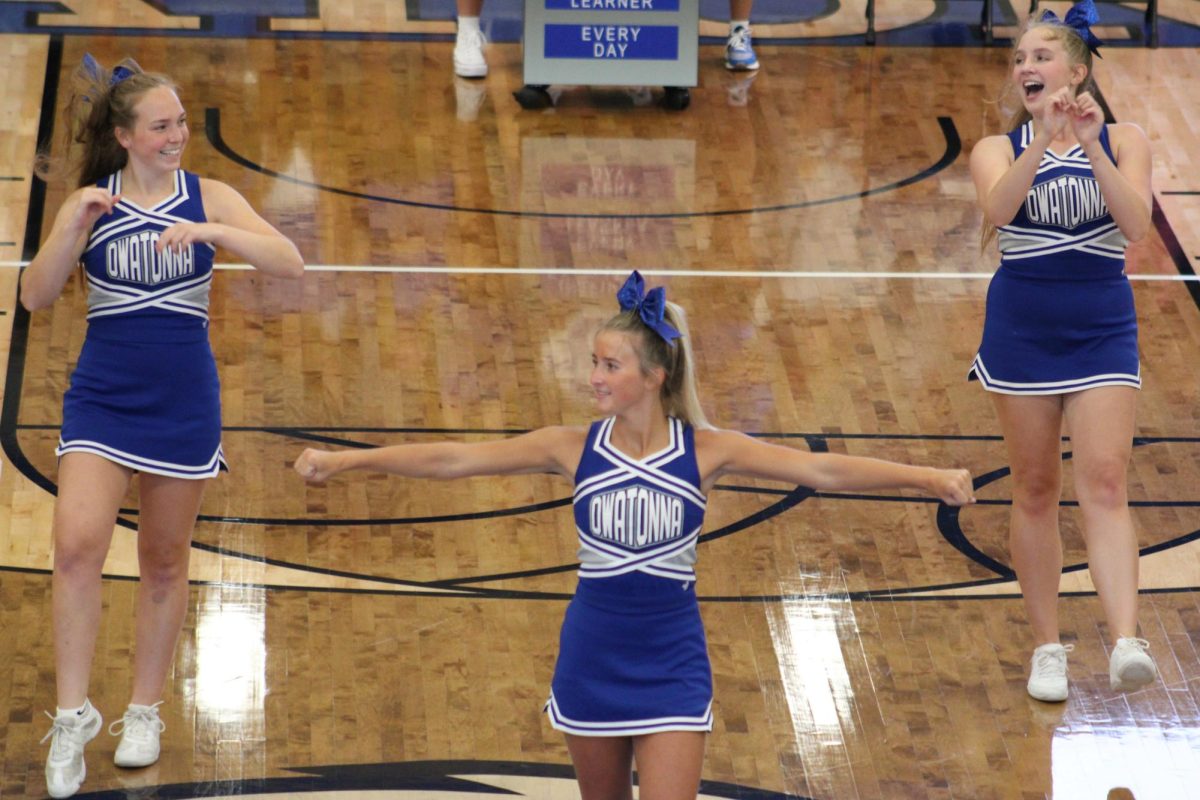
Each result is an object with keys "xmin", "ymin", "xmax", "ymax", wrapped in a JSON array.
[
  {"xmin": 544, "ymin": 0, "xmax": 681, "ymax": 9},
  {"xmin": 544, "ymin": 24, "xmax": 678, "ymax": 60}
]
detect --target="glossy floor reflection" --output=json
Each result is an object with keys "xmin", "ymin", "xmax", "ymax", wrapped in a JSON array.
[{"xmin": 1052, "ymin": 721, "xmax": 1200, "ymax": 798}]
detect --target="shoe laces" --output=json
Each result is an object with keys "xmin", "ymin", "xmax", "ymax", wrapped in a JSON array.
[
  {"xmin": 40, "ymin": 711, "xmax": 85, "ymax": 756},
  {"xmin": 108, "ymin": 702, "xmax": 165, "ymax": 739},
  {"xmin": 1116, "ymin": 637, "xmax": 1151, "ymax": 654},
  {"xmin": 728, "ymin": 27, "xmax": 752, "ymax": 50},
  {"xmin": 458, "ymin": 29, "xmax": 487, "ymax": 47},
  {"xmin": 1032, "ymin": 643, "xmax": 1073, "ymax": 674}
]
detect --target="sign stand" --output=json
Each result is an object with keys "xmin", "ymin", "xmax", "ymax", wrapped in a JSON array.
[{"xmin": 515, "ymin": 1, "xmax": 699, "ymax": 111}]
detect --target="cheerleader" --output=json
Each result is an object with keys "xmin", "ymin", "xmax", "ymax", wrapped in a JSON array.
[
  {"xmin": 296, "ymin": 271, "xmax": 973, "ymax": 799},
  {"xmin": 968, "ymin": 0, "xmax": 1157, "ymax": 702},
  {"xmin": 25, "ymin": 55, "xmax": 303, "ymax": 798}
]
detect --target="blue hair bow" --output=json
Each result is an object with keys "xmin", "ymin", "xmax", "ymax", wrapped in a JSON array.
[
  {"xmin": 1041, "ymin": 0, "xmax": 1104, "ymax": 57},
  {"xmin": 110, "ymin": 64, "xmax": 135, "ymax": 86},
  {"xmin": 80, "ymin": 53, "xmax": 136, "ymax": 88},
  {"xmin": 617, "ymin": 271, "xmax": 681, "ymax": 344}
]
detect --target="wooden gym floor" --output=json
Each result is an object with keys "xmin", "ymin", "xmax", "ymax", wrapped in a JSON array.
[{"xmin": 0, "ymin": 2, "xmax": 1198, "ymax": 798}]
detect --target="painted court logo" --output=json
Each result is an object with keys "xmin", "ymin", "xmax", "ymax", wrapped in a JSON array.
[{"xmin": 73, "ymin": 760, "xmax": 812, "ymax": 798}]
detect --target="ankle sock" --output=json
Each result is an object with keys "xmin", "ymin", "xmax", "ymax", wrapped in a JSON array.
[
  {"xmin": 458, "ymin": 16, "xmax": 481, "ymax": 36},
  {"xmin": 56, "ymin": 699, "xmax": 90, "ymax": 718}
]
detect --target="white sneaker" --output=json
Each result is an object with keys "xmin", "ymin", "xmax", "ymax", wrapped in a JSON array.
[
  {"xmin": 1027, "ymin": 642, "xmax": 1072, "ymax": 702},
  {"xmin": 454, "ymin": 29, "xmax": 488, "ymax": 78},
  {"xmin": 42, "ymin": 702, "xmax": 103, "ymax": 798},
  {"xmin": 1109, "ymin": 637, "xmax": 1157, "ymax": 692},
  {"xmin": 724, "ymin": 25, "xmax": 760, "ymax": 71},
  {"xmin": 111, "ymin": 702, "xmax": 165, "ymax": 768}
]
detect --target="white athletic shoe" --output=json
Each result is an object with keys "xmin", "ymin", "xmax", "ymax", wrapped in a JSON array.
[
  {"xmin": 454, "ymin": 29, "xmax": 488, "ymax": 78},
  {"xmin": 1027, "ymin": 642, "xmax": 1072, "ymax": 702},
  {"xmin": 42, "ymin": 702, "xmax": 103, "ymax": 798},
  {"xmin": 1109, "ymin": 637, "xmax": 1157, "ymax": 692},
  {"xmin": 111, "ymin": 701, "xmax": 166, "ymax": 768}
]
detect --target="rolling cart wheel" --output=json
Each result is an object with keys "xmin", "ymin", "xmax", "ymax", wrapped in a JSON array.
[
  {"xmin": 661, "ymin": 86, "xmax": 690, "ymax": 111},
  {"xmin": 513, "ymin": 84, "xmax": 554, "ymax": 110}
]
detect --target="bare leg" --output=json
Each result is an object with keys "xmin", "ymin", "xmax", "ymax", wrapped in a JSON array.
[
  {"xmin": 129, "ymin": 473, "xmax": 207, "ymax": 705},
  {"xmin": 632, "ymin": 731, "xmax": 707, "ymax": 800},
  {"xmin": 1063, "ymin": 386, "xmax": 1140, "ymax": 639},
  {"xmin": 730, "ymin": 0, "xmax": 754, "ymax": 20},
  {"xmin": 457, "ymin": 0, "xmax": 483, "ymax": 16},
  {"xmin": 53, "ymin": 454, "xmax": 133, "ymax": 707},
  {"xmin": 565, "ymin": 734, "xmax": 635, "ymax": 800},
  {"xmin": 992, "ymin": 393, "xmax": 1066, "ymax": 645}
]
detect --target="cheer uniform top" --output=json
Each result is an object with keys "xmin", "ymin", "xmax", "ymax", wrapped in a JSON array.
[
  {"xmin": 546, "ymin": 416, "xmax": 713, "ymax": 737},
  {"xmin": 969, "ymin": 121, "xmax": 1139, "ymax": 395},
  {"xmin": 56, "ymin": 169, "xmax": 227, "ymax": 478}
]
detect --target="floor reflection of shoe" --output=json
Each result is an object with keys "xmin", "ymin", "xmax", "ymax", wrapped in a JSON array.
[
  {"xmin": 622, "ymin": 86, "xmax": 653, "ymax": 106},
  {"xmin": 455, "ymin": 77, "xmax": 487, "ymax": 122},
  {"xmin": 726, "ymin": 71, "xmax": 758, "ymax": 106},
  {"xmin": 114, "ymin": 763, "xmax": 161, "ymax": 795},
  {"xmin": 1025, "ymin": 694, "xmax": 1066, "ymax": 729}
]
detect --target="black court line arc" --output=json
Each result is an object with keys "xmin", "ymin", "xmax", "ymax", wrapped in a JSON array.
[
  {"xmin": 7, "ymin": 43, "xmax": 1196, "ymax": 602},
  {"xmin": 205, "ymin": 107, "xmax": 962, "ymax": 219},
  {"xmin": 1151, "ymin": 197, "xmax": 1200, "ymax": 311}
]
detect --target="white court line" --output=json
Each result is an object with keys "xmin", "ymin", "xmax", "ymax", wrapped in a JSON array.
[{"xmin": 2, "ymin": 262, "xmax": 1199, "ymax": 280}]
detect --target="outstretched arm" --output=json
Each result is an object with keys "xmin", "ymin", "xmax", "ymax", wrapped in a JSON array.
[
  {"xmin": 154, "ymin": 178, "xmax": 303, "ymax": 278},
  {"xmin": 698, "ymin": 429, "xmax": 975, "ymax": 505},
  {"xmin": 295, "ymin": 426, "xmax": 587, "ymax": 484}
]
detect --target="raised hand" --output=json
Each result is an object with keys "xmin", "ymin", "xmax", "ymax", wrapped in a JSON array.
[
  {"xmin": 155, "ymin": 221, "xmax": 220, "ymax": 254},
  {"xmin": 1068, "ymin": 90, "xmax": 1105, "ymax": 147},
  {"xmin": 70, "ymin": 188, "xmax": 121, "ymax": 232},
  {"xmin": 1044, "ymin": 86, "xmax": 1075, "ymax": 140}
]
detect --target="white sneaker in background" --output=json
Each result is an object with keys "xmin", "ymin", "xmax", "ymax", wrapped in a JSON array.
[{"xmin": 454, "ymin": 29, "xmax": 488, "ymax": 78}]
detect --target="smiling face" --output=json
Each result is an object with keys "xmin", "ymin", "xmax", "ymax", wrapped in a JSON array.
[
  {"xmin": 590, "ymin": 329, "xmax": 663, "ymax": 417},
  {"xmin": 1012, "ymin": 27, "xmax": 1088, "ymax": 113},
  {"xmin": 114, "ymin": 85, "xmax": 188, "ymax": 172}
]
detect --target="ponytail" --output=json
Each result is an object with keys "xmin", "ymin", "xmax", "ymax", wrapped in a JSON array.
[
  {"xmin": 36, "ymin": 55, "xmax": 177, "ymax": 188},
  {"xmin": 600, "ymin": 302, "xmax": 713, "ymax": 430}
]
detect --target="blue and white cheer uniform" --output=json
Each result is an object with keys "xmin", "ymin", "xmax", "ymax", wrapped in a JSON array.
[
  {"xmin": 970, "ymin": 120, "xmax": 1139, "ymax": 395},
  {"xmin": 57, "ymin": 169, "xmax": 227, "ymax": 478},
  {"xmin": 546, "ymin": 416, "xmax": 713, "ymax": 737}
]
